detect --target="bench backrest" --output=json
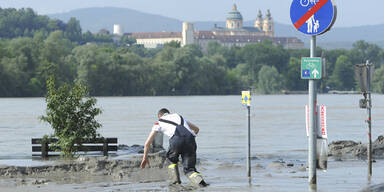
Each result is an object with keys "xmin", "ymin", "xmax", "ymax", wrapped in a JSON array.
[{"xmin": 32, "ymin": 137, "xmax": 118, "ymax": 157}]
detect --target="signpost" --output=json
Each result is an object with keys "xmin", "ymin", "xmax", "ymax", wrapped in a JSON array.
[
  {"xmin": 242, "ymin": 91, "xmax": 251, "ymax": 180},
  {"xmin": 290, "ymin": 0, "xmax": 336, "ymax": 187},
  {"xmin": 355, "ymin": 61, "xmax": 375, "ymax": 179},
  {"xmin": 306, "ymin": 105, "xmax": 329, "ymax": 170}
]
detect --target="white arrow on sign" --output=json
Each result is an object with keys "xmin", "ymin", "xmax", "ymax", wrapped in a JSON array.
[{"xmin": 312, "ymin": 69, "xmax": 319, "ymax": 78}]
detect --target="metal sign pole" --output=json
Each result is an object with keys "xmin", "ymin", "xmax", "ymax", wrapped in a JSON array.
[
  {"xmin": 355, "ymin": 61, "xmax": 374, "ymax": 180},
  {"xmin": 367, "ymin": 61, "xmax": 372, "ymax": 178},
  {"xmin": 308, "ymin": 35, "xmax": 317, "ymax": 185},
  {"xmin": 290, "ymin": 0, "xmax": 336, "ymax": 188},
  {"xmin": 247, "ymin": 105, "xmax": 251, "ymax": 179},
  {"xmin": 242, "ymin": 90, "xmax": 252, "ymax": 181}
]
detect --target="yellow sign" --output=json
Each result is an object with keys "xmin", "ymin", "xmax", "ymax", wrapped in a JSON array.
[{"xmin": 242, "ymin": 91, "xmax": 251, "ymax": 106}]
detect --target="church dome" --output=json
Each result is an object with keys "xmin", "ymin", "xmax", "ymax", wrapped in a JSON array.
[{"xmin": 226, "ymin": 4, "xmax": 243, "ymax": 20}]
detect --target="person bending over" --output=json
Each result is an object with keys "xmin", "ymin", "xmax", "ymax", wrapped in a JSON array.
[{"xmin": 140, "ymin": 108, "xmax": 207, "ymax": 187}]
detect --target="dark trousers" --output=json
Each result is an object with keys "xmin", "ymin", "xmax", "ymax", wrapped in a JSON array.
[{"xmin": 167, "ymin": 134, "xmax": 197, "ymax": 174}]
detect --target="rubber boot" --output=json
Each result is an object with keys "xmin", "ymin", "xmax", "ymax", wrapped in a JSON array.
[
  {"xmin": 168, "ymin": 163, "xmax": 181, "ymax": 184},
  {"xmin": 187, "ymin": 172, "xmax": 208, "ymax": 187}
]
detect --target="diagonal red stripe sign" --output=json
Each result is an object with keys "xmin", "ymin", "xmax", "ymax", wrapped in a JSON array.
[{"xmin": 294, "ymin": 0, "xmax": 329, "ymax": 29}]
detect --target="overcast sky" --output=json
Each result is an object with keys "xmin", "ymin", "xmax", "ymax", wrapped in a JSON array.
[{"xmin": 1, "ymin": 0, "xmax": 381, "ymax": 27}]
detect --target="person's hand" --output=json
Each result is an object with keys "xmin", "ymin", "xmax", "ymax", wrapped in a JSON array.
[{"xmin": 140, "ymin": 157, "xmax": 149, "ymax": 168}]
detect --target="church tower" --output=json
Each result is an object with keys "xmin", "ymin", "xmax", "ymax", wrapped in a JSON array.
[
  {"xmin": 254, "ymin": 10, "xmax": 263, "ymax": 31},
  {"xmin": 263, "ymin": 9, "xmax": 274, "ymax": 37},
  {"xmin": 226, "ymin": 4, "xmax": 243, "ymax": 30}
]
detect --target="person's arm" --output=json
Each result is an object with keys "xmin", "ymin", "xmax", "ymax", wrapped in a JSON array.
[
  {"xmin": 187, "ymin": 121, "xmax": 199, "ymax": 135},
  {"xmin": 140, "ymin": 130, "xmax": 158, "ymax": 168}
]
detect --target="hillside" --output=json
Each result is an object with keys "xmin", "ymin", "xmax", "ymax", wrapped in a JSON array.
[
  {"xmin": 49, "ymin": 7, "xmax": 182, "ymax": 33},
  {"xmin": 49, "ymin": 7, "xmax": 384, "ymax": 49}
]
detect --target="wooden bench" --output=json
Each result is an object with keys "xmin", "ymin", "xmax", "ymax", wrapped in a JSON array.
[{"xmin": 32, "ymin": 138, "xmax": 118, "ymax": 158}]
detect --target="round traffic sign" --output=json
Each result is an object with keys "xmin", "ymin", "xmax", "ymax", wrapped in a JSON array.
[{"xmin": 290, "ymin": 0, "xmax": 337, "ymax": 36}]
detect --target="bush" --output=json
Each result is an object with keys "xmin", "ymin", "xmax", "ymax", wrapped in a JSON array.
[
  {"xmin": 41, "ymin": 76, "xmax": 102, "ymax": 157},
  {"xmin": 256, "ymin": 65, "xmax": 285, "ymax": 94}
]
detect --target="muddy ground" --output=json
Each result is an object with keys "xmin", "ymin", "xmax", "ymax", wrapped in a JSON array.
[{"xmin": 1, "ymin": 142, "xmax": 384, "ymax": 192}]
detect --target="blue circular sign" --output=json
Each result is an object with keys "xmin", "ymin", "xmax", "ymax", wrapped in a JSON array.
[{"xmin": 290, "ymin": 0, "xmax": 337, "ymax": 36}]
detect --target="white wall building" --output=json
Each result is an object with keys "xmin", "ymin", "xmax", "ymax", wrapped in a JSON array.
[
  {"xmin": 113, "ymin": 24, "xmax": 124, "ymax": 36},
  {"xmin": 127, "ymin": 4, "xmax": 304, "ymax": 49}
]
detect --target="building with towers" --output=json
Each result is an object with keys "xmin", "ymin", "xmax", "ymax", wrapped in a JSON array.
[
  {"xmin": 226, "ymin": 4, "xmax": 243, "ymax": 30},
  {"xmin": 128, "ymin": 3, "xmax": 303, "ymax": 49}
]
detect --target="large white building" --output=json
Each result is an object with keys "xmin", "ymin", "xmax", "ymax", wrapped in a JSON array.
[{"xmin": 127, "ymin": 4, "xmax": 304, "ymax": 49}]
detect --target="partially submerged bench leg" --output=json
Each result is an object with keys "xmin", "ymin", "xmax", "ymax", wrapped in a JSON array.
[
  {"xmin": 42, "ymin": 141, "xmax": 48, "ymax": 158},
  {"xmin": 103, "ymin": 138, "xmax": 108, "ymax": 156}
]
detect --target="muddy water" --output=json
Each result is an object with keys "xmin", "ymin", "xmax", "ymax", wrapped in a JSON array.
[{"xmin": 1, "ymin": 95, "xmax": 384, "ymax": 191}]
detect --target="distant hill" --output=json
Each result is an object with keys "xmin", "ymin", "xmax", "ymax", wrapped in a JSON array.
[
  {"xmin": 49, "ymin": 7, "xmax": 384, "ymax": 49},
  {"xmin": 49, "ymin": 7, "xmax": 182, "ymax": 33},
  {"xmin": 273, "ymin": 22, "xmax": 384, "ymax": 49}
]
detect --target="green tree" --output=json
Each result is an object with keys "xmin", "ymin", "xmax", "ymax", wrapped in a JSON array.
[
  {"xmin": 0, "ymin": 8, "xmax": 65, "ymax": 39},
  {"xmin": 64, "ymin": 17, "xmax": 82, "ymax": 42},
  {"xmin": 164, "ymin": 40, "xmax": 181, "ymax": 48},
  {"xmin": 373, "ymin": 64, "xmax": 384, "ymax": 93},
  {"xmin": 349, "ymin": 40, "xmax": 384, "ymax": 68},
  {"xmin": 239, "ymin": 40, "xmax": 289, "ymax": 86},
  {"xmin": 194, "ymin": 56, "xmax": 228, "ymax": 94},
  {"xmin": 72, "ymin": 44, "xmax": 114, "ymax": 95},
  {"xmin": 323, "ymin": 49, "xmax": 349, "ymax": 76},
  {"xmin": 41, "ymin": 76, "xmax": 102, "ymax": 157},
  {"xmin": 120, "ymin": 35, "xmax": 137, "ymax": 46},
  {"xmin": 206, "ymin": 41, "xmax": 229, "ymax": 57},
  {"xmin": 0, "ymin": 59, "xmax": 13, "ymax": 96},
  {"xmin": 231, "ymin": 63, "xmax": 250, "ymax": 88},
  {"xmin": 256, "ymin": 65, "xmax": 285, "ymax": 94},
  {"xmin": 284, "ymin": 57, "xmax": 307, "ymax": 91},
  {"xmin": 172, "ymin": 45, "xmax": 201, "ymax": 94},
  {"xmin": 328, "ymin": 55, "xmax": 355, "ymax": 90},
  {"xmin": 148, "ymin": 60, "xmax": 177, "ymax": 95},
  {"xmin": 155, "ymin": 46, "xmax": 176, "ymax": 62},
  {"xmin": 38, "ymin": 30, "xmax": 75, "ymax": 86}
]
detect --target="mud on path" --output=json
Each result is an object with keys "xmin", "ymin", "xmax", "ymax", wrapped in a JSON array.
[
  {"xmin": 328, "ymin": 135, "xmax": 384, "ymax": 159},
  {"xmin": 0, "ymin": 148, "xmax": 172, "ymax": 190}
]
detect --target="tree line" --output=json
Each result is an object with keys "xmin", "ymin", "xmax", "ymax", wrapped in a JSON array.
[{"xmin": 1, "ymin": 7, "xmax": 384, "ymax": 96}]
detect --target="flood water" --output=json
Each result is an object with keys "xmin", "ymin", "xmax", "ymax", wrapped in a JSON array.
[{"xmin": 1, "ymin": 95, "xmax": 384, "ymax": 191}]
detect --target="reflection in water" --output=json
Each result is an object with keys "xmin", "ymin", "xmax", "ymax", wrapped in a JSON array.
[{"xmin": 309, "ymin": 184, "xmax": 317, "ymax": 192}]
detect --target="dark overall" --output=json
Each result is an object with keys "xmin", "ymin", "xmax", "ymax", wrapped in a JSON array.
[{"xmin": 159, "ymin": 115, "xmax": 197, "ymax": 174}]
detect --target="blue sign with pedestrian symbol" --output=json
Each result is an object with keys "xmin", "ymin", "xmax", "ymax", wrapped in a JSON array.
[
  {"xmin": 302, "ymin": 69, "xmax": 311, "ymax": 77},
  {"xmin": 290, "ymin": 0, "xmax": 337, "ymax": 36}
]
